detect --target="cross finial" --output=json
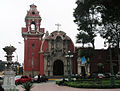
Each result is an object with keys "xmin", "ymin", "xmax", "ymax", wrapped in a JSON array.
[{"xmin": 55, "ymin": 23, "xmax": 61, "ymax": 31}]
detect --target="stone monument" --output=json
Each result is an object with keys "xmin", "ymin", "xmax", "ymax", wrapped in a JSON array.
[{"xmin": 2, "ymin": 45, "xmax": 17, "ymax": 90}]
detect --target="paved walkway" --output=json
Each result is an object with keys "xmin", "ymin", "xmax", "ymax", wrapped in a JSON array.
[{"xmin": 17, "ymin": 82, "xmax": 120, "ymax": 91}]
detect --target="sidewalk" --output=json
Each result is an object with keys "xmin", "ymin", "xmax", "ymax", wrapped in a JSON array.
[{"xmin": 17, "ymin": 82, "xmax": 120, "ymax": 91}]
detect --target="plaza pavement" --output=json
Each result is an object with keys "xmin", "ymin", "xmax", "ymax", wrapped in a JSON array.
[{"xmin": 17, "ymin": 81, "xmax": 120, "ymax": 91}]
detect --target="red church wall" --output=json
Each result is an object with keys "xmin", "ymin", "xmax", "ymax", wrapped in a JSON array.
[
  {"xmin": 22, "ymin": 4, "xmax": 45, "ymax": 75},
  {"xmin": 24, "ymin": 37, "xmax": 42, "ymax": 72},
  {"xmin": 68, "ymin": 41, "xmax": 74, "ymax": 52},
  {"xmin": 90, "ymin": 50, "xmax": 109, "ymax": 73},
  {"xmin": 73, "ymin": 53, "xmax": 77, "ymax": 74},
  {"xmin": 68, "ymin": 41, "xmax": 77, "ymax": 74},
  {"xmin": 40, "ymin": 53, "xmax": 44, "ymax": 75},
  {"xmin": 24, "ymin": 38, "xmax": 27, "ymax": 71},
  {"xmin": 22, "ymin": 28, "xmax": 27, "ymax": 32},
  {"xmin": 40, "ymin": 40, "xmax": 49, "ymax": 75}
]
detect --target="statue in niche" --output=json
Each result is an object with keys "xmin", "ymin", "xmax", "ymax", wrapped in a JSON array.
[{"xmin": 56, "ymin": 36, "xmax": 62, "ymax": 50}]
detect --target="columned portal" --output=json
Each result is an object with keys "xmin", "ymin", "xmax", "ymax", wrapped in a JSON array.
[{"xmin": 53, "ymin": 60, "xmax": 64, "ymax": 76}]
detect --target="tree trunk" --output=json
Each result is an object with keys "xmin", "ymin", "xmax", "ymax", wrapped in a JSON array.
[
  {"xmin": 91, "ymin": 41, "xmax": 95, "ymax": 49},
  {"xmin": 117, "ymin": 37, "xmax": 120, "ymax": 72}
]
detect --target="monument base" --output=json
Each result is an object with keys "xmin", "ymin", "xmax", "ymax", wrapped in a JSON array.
[
  {"xmin": 3, "ymin": 87, "xmax": 18, "ymax": 91},
  {"xmin": 2, "ymin": 70, "xmax": 17, "ymax": 90}
]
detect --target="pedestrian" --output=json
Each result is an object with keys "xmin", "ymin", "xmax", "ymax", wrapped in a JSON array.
[
  {"xmin": 88, "ymin": 72, "xmax": 91, "ymax": 79},
  {"xmin": 37, "ymin": 74, "xmax": 40, "ymax": 83},
  {"xmin": 62, "ymin": 76, "xmax": 66, "ymax": 82},
  {"xmin": 0, "ymin": 84, "xmax": 4, "ymax": 91}
]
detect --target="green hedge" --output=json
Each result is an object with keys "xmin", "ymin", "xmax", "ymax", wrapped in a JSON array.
[
  {"xmin": 65, "ymin": 82, "xmax": 120, "ymax": 88},
  {"xmin": 56, "ymin": 79, "xmax": 120, "ymax": 89}
]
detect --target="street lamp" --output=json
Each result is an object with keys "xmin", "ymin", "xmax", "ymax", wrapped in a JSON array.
[
  {"xmin": 65, "ymin": 50, "xmax": 73, "ymax": 81},
  {"xmin": 104, "ymin": 36, "xmax": 115, "ymax": 86}
]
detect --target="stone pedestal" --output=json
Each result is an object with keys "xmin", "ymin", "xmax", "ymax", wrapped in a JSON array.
[
  {"xmin": 2, "ymin": 70, "xmax": 16, "ymax": 90},
  {"xmin": 2, "ymin": 46, "xmax": 18, "ymax": 91}
]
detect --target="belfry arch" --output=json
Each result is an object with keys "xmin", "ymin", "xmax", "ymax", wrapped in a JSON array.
[
  {"xmin": 53, "ymin": 60, "xmax": 64, "ymax": 76},
  {"xmin": 31, "ymin": 21, "xmax": 36, "ymax": 30}
]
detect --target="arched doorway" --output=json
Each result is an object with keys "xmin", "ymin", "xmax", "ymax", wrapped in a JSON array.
[{"xmin": 53, "ymin": 60, "xmax": 64, "ymax": 76}]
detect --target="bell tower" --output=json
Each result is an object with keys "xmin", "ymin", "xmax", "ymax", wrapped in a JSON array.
[{"xmin": 22, "ymin": 4, "xmax": 45, "ymax": 75}]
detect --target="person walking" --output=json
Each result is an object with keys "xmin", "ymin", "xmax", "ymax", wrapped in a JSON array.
[{"xmin": 37, "ymin": 74, "xmax": 40, "ymax": 83}]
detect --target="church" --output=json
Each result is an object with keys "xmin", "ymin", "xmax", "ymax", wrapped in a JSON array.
[
  {"xmin": 21, "ymin": 4, "xmax": 119, "ymax": 77},
  {"xmin": 21, "ymin": 4, "xmax": 77, "ymax": 77}
]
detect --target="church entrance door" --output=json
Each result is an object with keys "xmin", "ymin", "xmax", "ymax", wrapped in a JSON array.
[{"xmin": 53, "ymin": 60, "xmax": 64, "ymax": 76}]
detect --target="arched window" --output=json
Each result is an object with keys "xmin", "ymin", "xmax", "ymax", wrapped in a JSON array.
[{"xmin": 31, "ymin": 22, "xmax": 35, "ymax": 30}]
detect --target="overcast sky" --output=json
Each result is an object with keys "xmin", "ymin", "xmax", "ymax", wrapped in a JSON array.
[{"xmin": 0, "ymin": 0, "xmax": 104, "ymax": 64}]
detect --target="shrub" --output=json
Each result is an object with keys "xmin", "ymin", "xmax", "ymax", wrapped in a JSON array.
[
  {"xmin": 21, "ymin": 82, "xmax": 33, "ymax": 91},
  {"xmin": 56, "ymin": 81, "xmax": 61, "ymax": 84}
]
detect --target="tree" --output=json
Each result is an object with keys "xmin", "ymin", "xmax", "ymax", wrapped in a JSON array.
[
  {"xmin": 76, "ymin": 32, "xmax": 90, "ymax": 47},
  {"xmin": 98, "ymin": 0, "xmax": 120, "ymax": 72},
  {"xmin": 78, "ymin": 47, "xmax": 94, "ymax": 59},
  {"xmin": 99, "ymin": 0, "xmax": 120, "ymax": 45},
  {"xmin": 73, "ymin": 0, "xmax": 100, "ymax": 49},
  {"xmin": 74, "ymin": 0, "xmax": 120, "ymax": 72},
  {"xmin": 0, "ymin": 60, "xmax": 5, "ymax": 71}
]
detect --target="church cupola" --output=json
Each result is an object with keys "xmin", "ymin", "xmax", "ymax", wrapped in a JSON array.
[{"xmin": 22, "ymin": 4, "xmax": 44, "ymax": 37}]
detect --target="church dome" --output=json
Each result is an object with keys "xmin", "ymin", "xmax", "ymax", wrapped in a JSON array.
[{"xmin": 45, "ymin": 31, "xmax": 71, "ymax": 40}]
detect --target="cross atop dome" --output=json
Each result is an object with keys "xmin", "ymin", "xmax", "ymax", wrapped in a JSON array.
[{"xmin": 55, "ymin": 23, "xmax": 61, "ymax": 31}]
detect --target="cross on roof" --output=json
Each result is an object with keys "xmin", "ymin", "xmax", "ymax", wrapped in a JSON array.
[{"xmin": 55, "ymin": 23, "xmax": 61, "ymax": 31}]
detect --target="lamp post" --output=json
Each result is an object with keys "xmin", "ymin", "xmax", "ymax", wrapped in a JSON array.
[
  {"xmin": 65, "ymin": 50, "xmax": 73, "ymax": 81},
  {"xmin": 104, "ymin": 36, "xmax": 115, "ymax": 86},
  {"xmin": 14, "ymin": 51, "xmax": 18, "ymax": 75}
]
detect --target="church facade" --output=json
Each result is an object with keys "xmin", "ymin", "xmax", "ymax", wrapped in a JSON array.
[
  {"xmin": 21, "ymin": 4, "xmax": 76, "ymax": 76},
  {"xmin": 21, "ymin": 4, "xmax": 118, "ymax": 77}
]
